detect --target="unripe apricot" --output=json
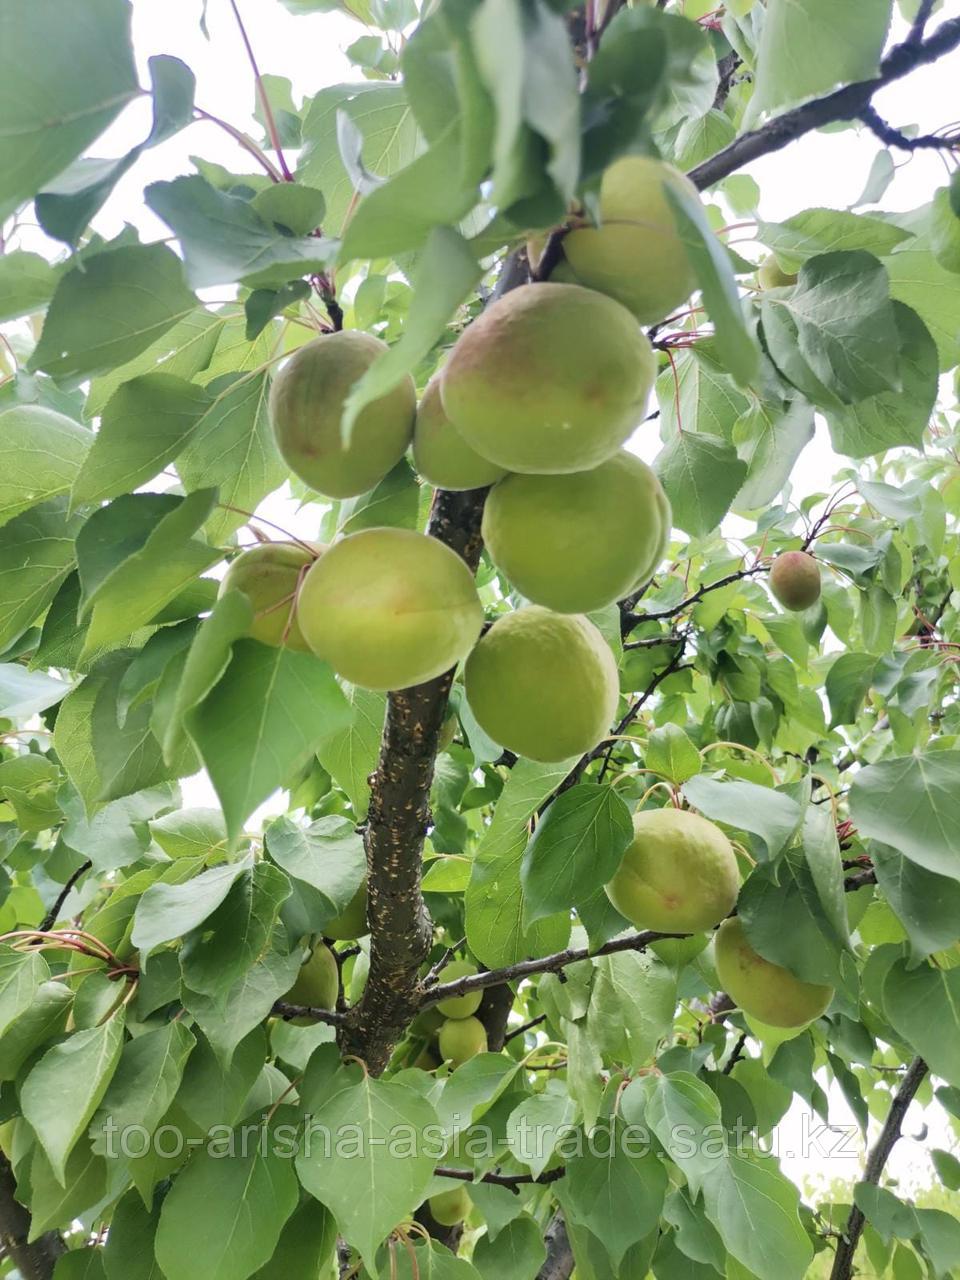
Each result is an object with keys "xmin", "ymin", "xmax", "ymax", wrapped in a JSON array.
[
  {"xmin": 440, "ymin": 284, "xmax": 656, "ymax": 474},
  {"xmin": 769, "ymin": 551, "xmax": 821, "ymax": 612},
  {"xmin": 464, "ymin": 607, "xmax": 619, "ymax": 762},
  {"xmin": 438, "ymin": 1015, "xmax": 487, "ymax": 1065},
  {"xmin": 428, "ymin": 1186, "xmax": 472, "ymax": 1226},
  {"xmin": 283, "ymin": 942, "xmax": 338, "ymax": 1023},
  {"xmin": 324, "ymin": 880, "xmax": 367, "ymax": 940},
  {"xmin": 714, "ymin": 918, "xmax": 833, "ymax": 1028},
  {"xmin": 297, "ymin": 527, "xmax": 484, "ymax": 691},
  {"xmin": 219, "ymin": 542, "xmax": 316, "ymax": 651},
  {"xmin": 562, "ymin": 156, "xmax": 700, "ymax": 325},
  {"xmin": 270, "ymin": 331, "xmax": 416, "ymax": 498},
  {"xmin": 757, "ymin": 255, "xmax": 798, "ymax": 290},
  {"xmin": 605, "ymin": 808, "xmax": 739, "ymax": 933},
  {"xmin": 412, "ymin": 375, "xmax": 507, "ymax": 491},
  {"xmin": 436, "ymin": 960, "xmax": 482, "ymax": 1020},
  {"xmin": 482, "ymin": 452, "xmax": 671, "ymax": 613}
]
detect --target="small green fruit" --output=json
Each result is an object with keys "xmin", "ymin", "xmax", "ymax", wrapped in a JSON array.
[
  {"xmin": 757, "ymin": 255, "xmax": 798, "ymax": 290},
  {"xmin": 413, "ymin": 375, "xmax": 508, "ymax": 491},
  {"xmin": 649, "ymin": 934, "xmax": 710, "ymax": 967},
  {"xmin": 464, "ymin": 607, "xmax": 619, "ymax": 762},
  {"xmin": 440, "ymin": 283, "xmax": 656, "ymax": 474},
  {"xmin": 412, "ymin": 1046, "xmax": 440, "ymax": 1071},
  {"xmin": 283, "ymin": 942, "xmax": 338, "ymax": 1023},
  {"xmin": 769, "ymin": 551, "xmax": 821, "ymax": 612},
  {"xmin": 270, "ymin": 331, "xmax": 416, "ymax": 498},
  {"xmin": 438, "ymin": 1015, "xmax": 487, "ymax": 1065},
  {"xmin": 428, "ymin": 1186, "xmax": 472, "ymax": 1226},
  {"xmin": 324, "ymin": 880, "xmax": 367, "ymax": 940},
  {"xmin": 562, "ymin": 156, "xmax": 700, "ymax": 325},
  {"xmin": 436, "ymin": 960, "xmax": 482, "ymax": 1020},
  {"xmin": 605, "ymin": 808, "xmax": 739, "ymax": 933},
  {"xmin": 219, "ymin": 542, "xmax": 318, "ymax": 651},
  {"xmin": 482, "ymin": 452, "xmax": 671, "ymax": 613},
  {"xmin": 298, "ymin": 527, "xmax": 484, "ymax": 691},
  {"xmin": 714, "ymin": 917, "xmax": 834, "ymax": 1028}
]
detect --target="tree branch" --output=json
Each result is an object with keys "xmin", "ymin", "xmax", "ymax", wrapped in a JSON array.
[
  {"xmin": 622, "ymin": 565, "xmax": 768, "ymax": 630},
  {"xmin": 537, "ymin": 1213, "xmax": 575, "ymax": 1280},
  {"xmin": 39, "ymin": 860, "xmax": 92, "ymax": 931},
  {"xmin": 829, "ymin": 1057, "xmax": 927, "ymax": 1280},
  {"xmin": 689, "ymin": 17, "xmax": 960, "ymax": 190},
  {"xmin": 272, "ymin": 1001, "xmax": 345, "ymax": 1026},
  {"xmin": 0, "ymin": 1154, "xmax": 64, "ymax": 1280},
  {"xmin": 435, "ymin": 1165, "xmax": 566, "ymax": 1191},
  {"xmin": 420, "ymin": 928, "xmax": 674, "ymax": 1007},
  {"xmin": 857, "ymin": 103, "xmax": 958, "ymax": 151}
]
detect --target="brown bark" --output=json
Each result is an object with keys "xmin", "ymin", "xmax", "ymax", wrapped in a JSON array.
[{"xmin": 0, "ymin": 1154, "xmax": 64, "ymax": 1280}]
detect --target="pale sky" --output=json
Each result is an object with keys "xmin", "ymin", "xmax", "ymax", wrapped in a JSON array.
[{"xmin": 10, "ymin": 0, "xmax": 959, "ymax": 1196}]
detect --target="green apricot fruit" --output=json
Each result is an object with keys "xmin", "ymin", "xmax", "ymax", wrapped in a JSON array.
[
  {"xmin": 219, "ymin": 542, "xmax": 317, "ymax": 651},
  {"xmin": 412, "ymin": 375, "xmax": 508, "ymax": 491},
  {"xmin": 714, "ymin": 917, "xmax": 834, "ymax": 1028},
  {"xmin": 482, "ymin": 452, "xmax": 671, "ymax": 613},
  {"xmin": 464, "ymin": 606, "xmax": 619, "ymax": 762},
  {"xmin": 562, "ymin": 156, "xmax": 700, "ymax": 325},
  {"xmin": 270, "ymin": 331, "xmax": 416, "ymax": 498},
  {"xmin": 428, "ymin": 1186, "xmax": 472, "ymax": 1226},
  {"xmin": 769, "ymin": 551, "xmax": 821, "ymax": 612},
  {"xmin": 649, "ymin": 933, "xmax": 710, "ymax": 967},
  {"xmin": 298, "ymin": 527, "xmax": 484, "ymax": 691},
  {"xmin": 436, "ymin": 960, "xmax": 482, "ymax": 1020},
  {"xmin": 438, "ymin": 1015, "xmax": 488, "ymax": 1066},
  {"xmin": 412, "ymin": 1046, "xmax": 440, "ymax": 1071},
  {"xmin": 324, "ymin": 880, "xmax": 368, "ymax": 940},
  {"xmin": 440, "ymin": 283, "xmax": 656, "ymax": 474},
  {"xmin": 605, "ymin": 808, "xmax": 739, "ymax": 933},
  {"xmin": 757, "ymin": 255, "xmax": 798, "ymax": 290},
  {"xmin": 283, "ymin": 942, "xmax": 338, "ymax": 1023}
]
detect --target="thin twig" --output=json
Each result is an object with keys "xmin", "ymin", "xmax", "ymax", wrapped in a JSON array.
[
  {"xmin": 503, "ymin": 1013, "xmax": 547, "ymax": 1045},
  {"xmin": 227, "ymin": 0, "xmax": 294, "ymax": 180},
  {"xmin": 272, "ymin": 1001, "xmax": 345, "ymax": 1026},
  {"xmin": 39, "ymin": 861, "xmax": 92, "ymax": 931},
  {"xmin": 434, "ymin": 1164, "xmax": 566, "ymax": 1191},
  {"xmin": 622, "ymin": 565, "xmax": 768, "ymax": 629}
]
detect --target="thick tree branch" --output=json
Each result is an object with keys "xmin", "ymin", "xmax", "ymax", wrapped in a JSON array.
[
  {"xmin": 857, "ymin": 103, "xmax": 958, "ymax": 152},
  {"xmin": 830, "ymin": 1057, "xmax": 927, "ymax": 1280},
  {"xmin": 339, "ymin": 488, "xmax": 487, "ymax": 1073},
  {"xmin": 537, "ymin": 1213, "xmax": 575, "ymax": 1280},
  {"xmin": 0, "ymin": 1154, "xmax": 64, "ymax": 1280},
  {"xmin": 689, "ymin": 17, "xmax": 960, "ymax": 190}
]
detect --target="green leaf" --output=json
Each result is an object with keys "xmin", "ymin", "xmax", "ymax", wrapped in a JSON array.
[
  {"xmin": 58, "ymin": 782, "xmax": 176, "ymax": 873},
  {"xmin": 0, "ymin": 947, "xmax": 51, "ymax": 1035},
  {"xmin": 737, "ymin": 849, "xmax": 844, "ymax": 986},
  {"xmin": 183, "ymin": 945, "xmax": 302, "ymax": 1065},
  {"xmin": 70, "ymin": 374, "xmax": 212, "ymax": 510},
  {"xmin": 564, "ymin": 1116, "xmax": 668, "ymax": 1268},
  {"xmin": 654, "ymin": 432, "xmax": 747, "ymax": 539},
  {"xmin": 85, "ymin": 311, "xmax": 224, "ymax": 419},
  {"xmin": 180, "ymin": 863, "xmax": 292, "ymax": 995},
  {"xmin": 872, "ymin": 841, "xmax": 960, "ymax": 963},
  {"xmin": 76, "ymin": 490, "xmax": 221, "ymax": 658},
  {"xmin": 314, "ymin": 684, "xmax": 386, "ymax": 817},
  {"xmin": 90, "ymin": 1021, "xmax": 196, "ymax": 1153},
  {"xmin": 28, "ymin": 1144, "xmax": 108, "ymax": 1240},
  {"xmin": 132, "ymin": 855, "xmax": 253, "ymax": 956},
  {"xmin": 250, "ymin": 1201, "xmax": 337, "ymax": 1280},
  {"xmin": 682, "ymin": 776, "xmax": 803, "ymax": 861},
  {"xmin": 21, "ymin": 1009, "xmax": 125, "ymax": 1183},
  {"xmin": 801, "ymin": 803, "xmax": 850, "ymax": 949},
  {"xmin": 825, "ymin": 303, "xmax": 938, "ymax": 458},
  {"xmin": 151, "ymin": 807, "xmax": 228, "ymax": 859},
  {"xmin": 883, "ymin": 958, "xmax": 960, "ymax": 1086},
  {"xmin": 465, "ymin": 757, "xmax": 575, "ymax": 968},
  {"xmin": 664, "ymin": 184, "xmax": 758, "ymax": 386},
  {"xmin": 296, "ymin": 1070, "xmax": 440, "ymax": 1265},
  {"xmin": 53, "ymin": 1250, "xmax": 107, "ymax": 1280},
  {"xmin": 472, "ymin": 1214, "xmax": 546, "ymax": 1280},
  {"xmin": 886, "ymin": 238, "xmax": 960, "ymax": 367},
  {"xmin": 264, "ymin": 815, "xmax": 365, "ymax": 918},
  {"xmin": 299, "ymin": 83, "xmax": 420, "ymax": 235},
  {"xmin": 634, "ymin": 1071, "xmax": 725, "ymax": 1195},
  {"xmin": 31, "ymin": 243, "xmax": 197, "ymax": 386},
  {"xmin": 654, "ymin": 345, "xmax": 750, "ymax": 440},
  {"xmin": 505, "ymin": 1087, "xmax": 578, "ymax": 1179},
  {"xmin": 146, "ymin": 175, "xmax": 336, "ymax": 289},
  {"xmin": 104, "ymin": 1190, "xmax": 163, "ymax": 1280},
  {"xmin": 0, "ymin": 252, "xmax": 59, "ymax": 322},
  {"xmin": 186, "ymin": 640, "xmax": 350, "ymax": 842},
  {"xmin": 586, "ymin": 950, "xmax": 677, "ymax": 1070},
  {"xmin": 750, "ymin": 0, "xmax": 893, "ymax": 118},
  {"xmin": 826, "ymin": 652, "xmax": 878, "ymax": 727},
  {"xmin": 758, "ymin": 209, "xmax": 909, "ymax": 266},
  {"xmin": 176, "ymin": 374, "xmax": 286, "ymax": 544},
  {"xmin": 0, "ymin": 0, "xmax": 139, "ymax": 221},
  {"xmin": 36, "ymin": 155, "xmax": 141, "ymax": 248},
  {"xmin": 701, "ymin": 1153, "xmax": 813, "ymax": 1280},
  {"xmin": 520, "ymin": 783, "xmax": 632, "ymax": 928},
  {"xmin": 0, "ymin": 497, "xmax": 81, "ymax": 652},
  {"xmin": 733, "ymin": 398, "xmax": 815, "ymax": 511},
  {"xmin": 154, "ymin": 1122, "xmax": 299, "ymax": 1280},
  {"xmin": 342, "ymin": 227, "xmax": 482, "ymax": 441},
  {"xmin": 762, "ymin": 251, "xmax": 900, "ymax": 404},
  {"xmin": 645, "ymin": 724, "xmax": 702, "ymax": 785},
  {"xmin": 177, "ymin": 1028, "xmax": 267, "ymax": 1133},
  {"xmin": 849, "ymin": 752, "xmax": 960, "ymax": 881}
]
